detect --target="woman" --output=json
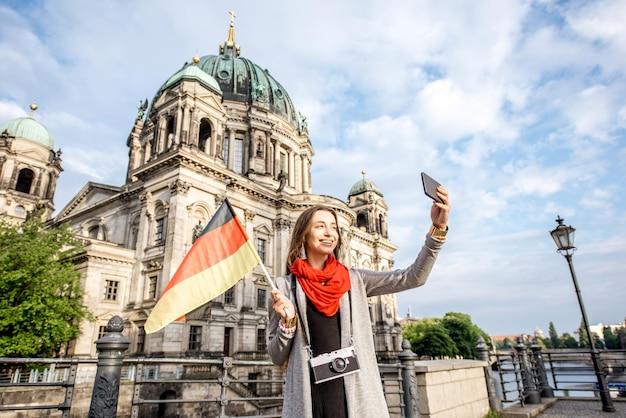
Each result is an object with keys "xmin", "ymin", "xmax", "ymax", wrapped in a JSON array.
[{"xmin": 268, "ymin": 186, "xmax": 449, "ymax": 418}]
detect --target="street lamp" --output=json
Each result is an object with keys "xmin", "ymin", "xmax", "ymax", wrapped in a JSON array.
[{"xmin": 550, "ymin": 216, "xmax": 615, "ymax": 412}]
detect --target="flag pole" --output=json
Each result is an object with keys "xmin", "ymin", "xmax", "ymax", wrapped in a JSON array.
[
  {"xmin": 258, "ymin": 260, "xmax": 292, "ymax": 317},
  {"xmin": 259, "ymin": 261, "xmax": 278, "ymax": 291}
]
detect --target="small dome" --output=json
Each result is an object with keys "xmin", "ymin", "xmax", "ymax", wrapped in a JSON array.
[
  {"xmin": 0, "ymin": 116, "xmax": 54, "ymax": 149},
  {"xmin": 349, "ymin": 178, "xmax": 384, "ymax": 198},
  {"xmin": 162, "ymin": 63, "xmax": 223, "ymax": 95}
]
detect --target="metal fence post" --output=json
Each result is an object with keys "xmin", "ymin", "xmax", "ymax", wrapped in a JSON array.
[
  {"xmin": 476, "ymin": 336, "xmax": 502, "ymax": 412},
  {"xmin": 218, "ymin": 356, "xmax": 234, "ymax": 418},
  {"xmin": 397, "ymin": 339, "xmax": 419, "ymax": 418},
  {"xmin": 530, "ymin": 340, "xmax": 554, "ymax": 398},
  {"xmin": 88, "ymin": 315, "xmax": 130, "ymax": 418},
  {"xmin": 515, "ymin": 338, "xmax": 540, "ymax": 404}
]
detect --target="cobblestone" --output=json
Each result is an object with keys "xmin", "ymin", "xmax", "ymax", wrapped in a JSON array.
[{"xmin": 539, "ymin": 399, "xmax": 626, "ymax": 417}]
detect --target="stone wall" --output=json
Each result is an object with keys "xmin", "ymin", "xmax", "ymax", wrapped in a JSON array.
[{"xmin": 415, "ymin": 359, "xmax": 490, "ymax": 418}]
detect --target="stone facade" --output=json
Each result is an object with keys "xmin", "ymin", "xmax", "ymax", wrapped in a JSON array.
[
  {"xmin": 18, "ymin": 19, "xmax": 403, "ymax": 361},
  {"xmin": 0, "ymin": 104, "xmax": 62, "ymax": 223}
]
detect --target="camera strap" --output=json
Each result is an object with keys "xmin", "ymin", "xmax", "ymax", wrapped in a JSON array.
[{"xmin": 291, "ymin": 274, "xmax": 354, "ymax": 359}]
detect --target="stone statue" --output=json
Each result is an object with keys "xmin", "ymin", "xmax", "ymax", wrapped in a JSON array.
[
  {"xmin": 276, "ymin": 170, "xmax": 287, "ymax": 192},
  {"xmin": 192, "ymin": 220, "xmax": 204, "ymax": 243},
  {"xmin": 137, "ymin": 99, "xmax": 148, "ymax": 120},
  {"xmin": 299, "ymin": 112, "xmax": 308, "ymax": 131}
]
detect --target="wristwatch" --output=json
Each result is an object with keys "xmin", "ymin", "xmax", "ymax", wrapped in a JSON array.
[{"xmin": 429, "ymin": 224, "xmax": 448, "ymax": 240}]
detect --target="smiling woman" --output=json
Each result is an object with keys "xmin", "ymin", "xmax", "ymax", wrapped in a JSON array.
[{"xmin": 268, "ymin": 192, "xmax": 449, "ymax": 418}]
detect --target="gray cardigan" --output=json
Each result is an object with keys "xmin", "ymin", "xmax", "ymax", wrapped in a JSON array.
[{"xmin": 268, "ymin": 234, "xmax": 444, "ymax": 418}]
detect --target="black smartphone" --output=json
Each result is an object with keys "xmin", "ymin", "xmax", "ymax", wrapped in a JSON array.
[{"xmin": 421, "ymin": 172, "xmax": 443, "ymax": 204}]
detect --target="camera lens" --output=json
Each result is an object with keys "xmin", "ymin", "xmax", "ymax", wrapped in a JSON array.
[{"xmin": 331, "ymin": 357, "xmax": 347, "ymax": 372}]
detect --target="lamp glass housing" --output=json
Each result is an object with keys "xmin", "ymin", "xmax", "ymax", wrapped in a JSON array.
[{"xmin": 550, "ymin": 217, "xmax": 576, "ymax": 252}]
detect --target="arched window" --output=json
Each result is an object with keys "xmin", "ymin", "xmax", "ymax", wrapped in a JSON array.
[
  {"xmin": 15, "ymin": 168, "xmax": 35, "ymax": 194},
  {"xmin": 198, "ymin": 119, "xmax": 212, "ymax": 153},
  {"xmin": 158, "ymin": 390, "xmax": 177, "ymax": 417},
  {"xmin": 88, "ymin": 226, "xmax": 100, "ymax": 239}
]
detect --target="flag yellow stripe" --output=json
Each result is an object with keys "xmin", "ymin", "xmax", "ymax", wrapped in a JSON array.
[{"xmin": 144, "ymin": 240, "xmax": 259, "ymax": 334}]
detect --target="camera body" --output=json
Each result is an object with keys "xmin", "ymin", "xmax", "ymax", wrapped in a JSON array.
[{"xmin": 309, "ymin": 346, "xmax": 360, "ymax": 384}]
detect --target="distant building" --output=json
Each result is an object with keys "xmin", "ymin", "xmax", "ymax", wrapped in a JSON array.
[
  {"xmin": 0, "ymin": 103, "xmax": 62, "ymax": 223},
  {"xmin": 1, "ymin": 18, "xmax": 404, "ymax": 362},
  {"xmin": 588, "ymin": 320, "xmax": 626, "ymax": 341}
]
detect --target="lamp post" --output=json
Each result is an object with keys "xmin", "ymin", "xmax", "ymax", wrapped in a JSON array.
[{"xmin": 550, "ymin": 216, "xmax": 615, "ymax": 412}]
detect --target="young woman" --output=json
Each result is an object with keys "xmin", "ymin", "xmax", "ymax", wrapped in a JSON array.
[{"xmin": 268, "ymin": 186, "xmax": 449, "ymax": 418}]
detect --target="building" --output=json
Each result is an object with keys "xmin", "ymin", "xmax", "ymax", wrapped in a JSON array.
[
  {"xmin": 0, "ymin": 103, "xmax": 62, "ymax": 224},
  {"xmin": 1, "ymin": 17, "xmax": 404, "ymax": 362}
]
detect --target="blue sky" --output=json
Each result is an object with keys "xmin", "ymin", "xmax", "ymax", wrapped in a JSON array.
[{"xmin": 1, "ymin": 0, "xmax": 625, "ymax": 337}]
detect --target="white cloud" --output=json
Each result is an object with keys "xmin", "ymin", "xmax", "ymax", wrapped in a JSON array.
[{"xmin": 1, "ymin": 0, "xmax": 625, "ymax": 337}]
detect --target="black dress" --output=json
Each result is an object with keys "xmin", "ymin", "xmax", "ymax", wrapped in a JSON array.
[{"xmin": 306, "ymin": 299, "xmax": 347, "ymax": 418}]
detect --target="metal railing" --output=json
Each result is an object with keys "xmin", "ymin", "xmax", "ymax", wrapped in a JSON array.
[
  {"xmin": 486, "ymin": 338, "xmax": 626, "ymax": 410},
  {"xmin": 2, "ymin": 326, "xmax": 625, "ymax": 417}
]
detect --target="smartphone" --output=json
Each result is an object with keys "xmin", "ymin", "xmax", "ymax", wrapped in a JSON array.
[{"xmin": 421, "ymin": 172, "xmax": 443, "ymax": 204}]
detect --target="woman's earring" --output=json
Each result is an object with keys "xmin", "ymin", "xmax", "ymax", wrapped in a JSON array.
[{"xmin": 300, "ymin": 243, "xmax": 307, "ymax": 259}]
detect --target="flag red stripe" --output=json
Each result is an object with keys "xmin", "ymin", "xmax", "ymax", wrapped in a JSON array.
[{"xmin": 160, "ymin": 216, "xmax": 247, "ymax": 294}]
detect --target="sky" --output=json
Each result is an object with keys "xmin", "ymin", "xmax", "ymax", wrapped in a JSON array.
[{"xmin": 1, "ymin": 0, "xmax": 625, "ymax": 338}]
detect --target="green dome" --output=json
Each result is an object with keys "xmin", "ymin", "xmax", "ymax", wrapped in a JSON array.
[
  {"xmin": 194, "ymin": 54, "xmax": 299, "ymax": 129},
  {"xmin": 162, "ymin": 63, "xmax": 223, "ymax": 95},
  {"xmin": 0, "ymin": 116, "xmax": 54, "ymax": 149},
  {"xmin": 152, "ymin": 53, "xmax": 300, "ymax": 130},
  {"xmin": 349, "ymin": 178, "xmax": 384, "ymax": 198}
]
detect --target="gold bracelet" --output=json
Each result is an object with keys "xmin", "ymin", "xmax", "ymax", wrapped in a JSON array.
[
  {"xmin": 282, "ymin": 316, "xmax": 297, "ymax": 328},
  {"xmin": 279, "ymin": 318, "xmax": 297, "ymax": 334},
  {"xmin": 429, "ymin": 224, "xmax": 448, "ymax": 240}
]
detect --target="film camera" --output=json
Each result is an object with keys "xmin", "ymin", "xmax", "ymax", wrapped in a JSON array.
[{"xmin": 309, "ymin": 346, "xmax": 360, "ymax": 384}]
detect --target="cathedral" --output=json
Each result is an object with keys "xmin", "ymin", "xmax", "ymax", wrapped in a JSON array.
[{"xmin": 0, "ymin": 17, "xmax": 403, "ymax": 362}]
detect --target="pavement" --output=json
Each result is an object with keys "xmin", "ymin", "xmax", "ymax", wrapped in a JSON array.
[{"xmin": 500, "ymin": 398, "xmax": 626, "ymax": 418}]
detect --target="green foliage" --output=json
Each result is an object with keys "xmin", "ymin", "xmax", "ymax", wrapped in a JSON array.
[
  {"xmin": 403, "ymin": 319, "xmax": 458, "ymax": 358},
  {"xmin": 549, "ymin": 321, "xmax": 560, "ymax": 348},
  {"xmin": 0, "ymin": 216, "xmax": 91, "ymax": 357},
  {"xmin": 577, "ymin": 320, "xmax": 590, "ymax": 348},
  {"xmin": 402, "ymin": 312, "xmax": 489, "ymax": 359},
  {"xmin": 484, "ymin": 409, "xmax": 503, "ymax": 418},
  {"xmin": 560, "ymin": 332, "xmax": 578, "ymax": 348},
  {"xmin": 603, "ymin": 327, "xmax": 622, "ymax": 349},
  {"xmin": 441, "ymin": 312, "xmax": 481, "ymax": 359},
  {"xmin": 494, "ymin": 337, "xmax": 514, "ymax": 350}
]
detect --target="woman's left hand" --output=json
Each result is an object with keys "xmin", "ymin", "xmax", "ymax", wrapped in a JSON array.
[{"xmin": 431, "ymin": 186, "xmax": 450, "ymax": 229}]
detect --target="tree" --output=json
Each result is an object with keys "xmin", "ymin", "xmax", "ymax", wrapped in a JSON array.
[
  {"xmin": 440, "ymin": 312, "xmax": 480, "ymax": 359},
  {"xmin": 603, "ymin": 327, "xmax": 622, "ymax": 349},
  {"xmin": 0, "ymin": 216, "xmax": 91, "ymax": 357},
  {"xmin": 403, "ymin": 320, "xmax": 458, "ymax": 359},
  {"xmin": 560, "ymin": 332, "xmax": 578, "ymax": 348},
  {"xmin": 402, "ymin": 312, "xmax": 490, "ymax": 359},
  {"xmin": 548, "ymin": 322, "xmax": 560, "ymax": 349}
]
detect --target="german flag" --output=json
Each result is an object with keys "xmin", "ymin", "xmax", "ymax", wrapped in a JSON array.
[{"xmin": 145, "ymin": 198, "xmax": 261, "ymax": 334}]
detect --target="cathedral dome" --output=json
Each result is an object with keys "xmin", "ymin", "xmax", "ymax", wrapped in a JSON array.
[
  {"xmin": 151, "ymin": 20, "xmax": 300, "ymax": 130},
  {"xmin": 193, "ymin": 54, "xmax": 299, "ymax": 129},
  {"xmin": 349, "ymin": 177, "xmax": 384, "ymax": 198},
  {"xmin": 0, "ymin": 115, "xmax": 54, "ymax": 149}
]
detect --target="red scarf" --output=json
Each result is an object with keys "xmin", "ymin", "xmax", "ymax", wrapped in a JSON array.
[{"xmin": 290, "ymin": 256, "xmax": 351, "ymax": 316}]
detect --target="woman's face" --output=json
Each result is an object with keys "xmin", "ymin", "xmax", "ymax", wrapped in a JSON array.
[{"xmin": 304, "ymin": 210, "xmax": 339, "ymax": 260}]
